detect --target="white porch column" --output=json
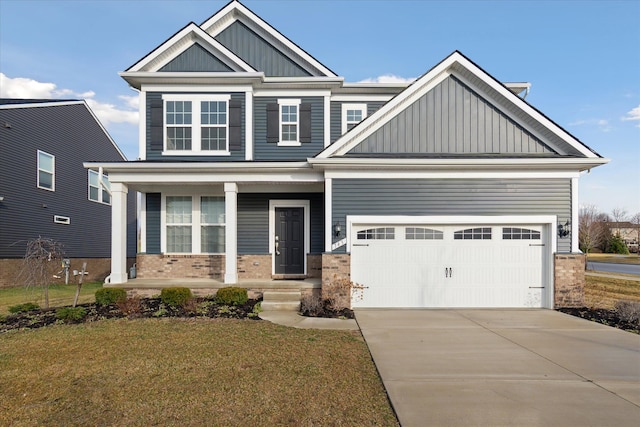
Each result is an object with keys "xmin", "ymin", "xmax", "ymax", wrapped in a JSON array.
[
  {"xmin": 571, "ymin": 177, "xmax": 580, "ymax": 252},
  {"xmin": 110, "ymin": 182, "xmax": 128, "ymax": 284},
  {"xmin": 224, "ymin": 182, "xmax": 238, "ymax": 284}
]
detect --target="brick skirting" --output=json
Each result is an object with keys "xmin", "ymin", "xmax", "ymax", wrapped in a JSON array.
[
  {"xmin": 554, "ymin": 253, "xmax": 586, "ymax": 308},
  {"xmin": 136, "ymin": 254, "xmax": 225, "ymax": 280}
]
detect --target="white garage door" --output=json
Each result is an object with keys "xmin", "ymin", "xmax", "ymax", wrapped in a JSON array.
[{"xmin": 350, "ymin": 224, "xmax": 547, "ymax": 308}]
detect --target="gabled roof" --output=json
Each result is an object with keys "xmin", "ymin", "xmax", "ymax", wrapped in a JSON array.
[{"xmin": 317, "ymin": 51, "xmax": 604, "ymax": 161}]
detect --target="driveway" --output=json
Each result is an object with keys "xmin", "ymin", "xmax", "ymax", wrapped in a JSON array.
[{"xmin": 355, "ymin": 309, "xmax": 640, "ymax": 427}]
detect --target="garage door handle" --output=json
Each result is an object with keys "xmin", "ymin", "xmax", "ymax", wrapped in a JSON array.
[
  {"xmin": 352, "ymin": 244, "xmax": 369, "ymax": 247},
  {"xmin": 445, "ymin": 267, "xmax": 452, "ymax": 278},
  {"xmin": 529, "ymin": 244, "xmax": 545, "ymax": 246},
  {"xmin": 529, "ymin": 286, "xmax": 545, "ymax": 289}
]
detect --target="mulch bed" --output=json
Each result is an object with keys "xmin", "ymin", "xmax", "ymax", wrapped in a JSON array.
[
  {"xmin": 1, "ymin": 298, "xmax": 261, "ymax": 333},
  {"xmin": 557, "ymin": 307, "xmax": 640, "ymax": 334}
]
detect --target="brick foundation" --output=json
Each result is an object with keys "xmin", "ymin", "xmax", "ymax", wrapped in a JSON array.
[
  {"xmin": 136, "ymin": 254, "xmax": 225, "ymax": 280},
  {"xmin": 321, "ymin": 253, "xmax": 352, "ymax": 308},
  {"xmin": 0, "ymin": 258, "xmax": 134, "ymax": 288},
  {"xmin": 237, "ymin": 255, "xmax": 271, "ymax": 279},
  {"xmin": 554, "ymin": 253, "xmax": 586, "ymax": 308},
  {"xmin": 307, "ymin": 254, "xmax": 322, "ymax": 278}
]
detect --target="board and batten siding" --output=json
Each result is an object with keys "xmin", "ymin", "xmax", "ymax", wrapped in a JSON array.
[
  {"xmin": 146, "ymin": 92, "xmax": 245, "ymax": 161},
  {"xmin": 214, "ymin": 21, "xmax": 317, "ymax": 77},
  {"xmin": 329, "ymin": 101, "xmax": 386, "ymax": 144},
  {"xmin": 331, "ymin": 178, "xmax": 571, "ymax": 253},
  {"xmin": 158, "ymin": 43, "xmax": 233, "ymax": 72},
  {"xmin": 0, "ymin": 103, "xmax": 136, "ymax": 258},
  {"xmin": 145, "ymin": 193, "xmax": 161, "ymax": 254},
  {"xmin": 253, "ymin": 96, "xmax": 324, "ymax": 160},
  {"xmin": 348, "ymin": 76, "xmax": 555, "ymax": 156},
  {"xmin": 238, "ymin": 193, "xmax": 324, "ymax": 254}
]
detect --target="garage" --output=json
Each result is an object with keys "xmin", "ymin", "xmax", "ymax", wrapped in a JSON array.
[{"xmin": 350, "ymin": 220, "xmax": 550, "ymax": 308}]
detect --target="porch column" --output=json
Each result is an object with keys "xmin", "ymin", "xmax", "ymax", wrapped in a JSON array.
[
  {"xmin": 224, "ymin": 182, "xmax": 238, "ymax": 284},
  {"xmin": 110, "ymin": 182, "xmax": 128, "ymax": 284}
]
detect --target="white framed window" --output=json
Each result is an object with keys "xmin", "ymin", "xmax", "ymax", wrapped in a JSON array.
[
  {"xmin": 88, "ymin": 170, "xmax": 111, "ymax": 204},
  {"xmin": 163, "ymin": 194, "xmax": 226, "ymax": 254},
  {"xmin": 357, "ymin": 227, "xmax": 395, "ymax": 240},
  {"xmin": 278, "ymin": 98, "xmax": 300, "ymax": 146},
  {"xmin": 341, "ymin": 103, "xmax": 367, "ymax": 134},
  {"xmin": 37, "ymin": 150, "xmax": 55, "ymax": 191},
  {"xmin": 163, "ymin": 94, "xmax": 230, "ymax": 155}
]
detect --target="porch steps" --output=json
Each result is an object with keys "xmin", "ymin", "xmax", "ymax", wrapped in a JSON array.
[{"xmin": 261, "ymin": 290, "xmax": 302, "ymax": 312}]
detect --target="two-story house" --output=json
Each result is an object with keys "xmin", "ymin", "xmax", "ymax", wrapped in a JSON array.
[
  {"xmin": 87, "ymin": 1, "xmax": 607, "ymax": 308},
  {"xmin": 0, "ymin": 99, "xmax": 136, "ymax": 287}
]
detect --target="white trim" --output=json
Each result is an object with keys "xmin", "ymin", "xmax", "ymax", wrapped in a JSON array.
[
  {"xmin": 200, "ymin": 1, "xmax": 337, "ymax": 77},
  {"xmin": 245, "ymin": 91, "xmax": 254, "ymax": 161},
  {"xmin": 142, "ymin": 84, "xmax": 256, "ymax": 93},
  {"xmin": 341, "ymin": 103, "xmax": 367, "ymax": 135},
  {"xmin": 139, "ymin": 193, "xmax": 147, "ymax": 253},
  {"xmin": 224, "ymin": 183, "xmax": 238, "ymax": 283},
  {"xmin": 110, "ymin": 182, "xmax": 129, "ymax": 284},
  {"xmin": 138, "ymin": 90, "xmax": 147, "ymax": 160},
  {"xmin": 324, "ymin": 95, "xmax": 331, "ymax": 148},
  {"xmin": 330, "ymin": 95, "xmax": 394, "ymax": 102},
  {"xmin": 278, "ymin": 98, "xmax": 301, "ymax": 145},
  {"xmin": 37, "ymin": 150, "xmax": 55, "ymax": 191},
  {"xmin": 0, "ymin": 100, "xmax": 84, "ymax": 110},
  {"xmin": 53, "ymin": 215, "xmax": 70, "ymax": 225},
  {"xmin": 269, "ymin": 200, "xmax": 311, "ymax": 276},
  {"xmin": 324, "ymin": 171, "xmax": 581, "ymax": 179},
  {"xmin": 254, "ymin": 90, "xmax": 331, "ymax": 97},
  {"xmin": 571, "ymin": 177, "xmax": 580, "ymax": 253},
  {"xmin": 325, "ymin": 178, "xmax": 333, "ymax": 252}
]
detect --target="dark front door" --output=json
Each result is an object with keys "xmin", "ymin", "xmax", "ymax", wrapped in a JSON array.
[{"xmin": 275, "ymin": 207, "xmax": 304, "ymax": 275}]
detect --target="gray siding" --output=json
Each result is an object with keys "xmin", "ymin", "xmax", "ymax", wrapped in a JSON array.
[
  {"xmin": 0, "ymin": 103, "xmax": 136, "ymax": 258},
  {"xmin": 215, "ymin": 21, "xmax": 317, "ymax": 77},
  {"xmin": 238, "ymin": 193, "xmax": 324, "ymax": 254},
  {"xmin": 254, "ymin": 96, "xmax": 324, "ymax": 160},
  {"xmin": 145, "ymin": 193, "xmax": 161, "ymax": 254},
  {"xmin": 331, "ymin": 178, "xmax": 571, "ymax": 252},
  {"xmin": 146, "ymin": 92, "xmax": 245, "ymax": 161},
  {"xmin": 329, "ymin": 101, "xmax": 386, "ymax": 144},
  {"xmin": 159, "ymin": 43, "xmax": 233, "ymax": 72},
  {"xmin": 349, "ymin": 76, "xmax": 555, "ymax": 156}
]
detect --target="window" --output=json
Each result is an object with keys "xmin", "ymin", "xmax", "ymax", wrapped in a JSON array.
[
  {"xmin": 201, "ymin": 197, "xmax": 225, "ymax": 253},
  {"xmin": 164, "ymin": 195, "xmax": 226, "ymax": 254},
  {"xmin": 278, "ymin": 99, "xmax": 300, "ymax": 146},
  {"xmin": 166, "ymin": 196, "xmax": 193, "ymax": 253},
  {"xmin": 357, "ymin": 227, "xmax": 395, "ymax": 240},
  {"xmin": 163, "ymin": 95, "xmax": 230, "ymax": 154},
  {"xmin": 502, "ymin": 227, "xmax": 541, "ymax": 240},
  {"xmin": 37, "ymin": 150, "xmax": 55, "ymax": 191},
  {"xmin": 454, "ymin": 227, "xmax": 492, "ymax": 240},
  {"xmin": 406, "ymin": 227, "xmax": 443, "ymax": 240},
  {"xmin": 88, "ymin": 170, "xmax": 111, "ymax": 204},
  {"xmin": 341, "ymin": 104, "xmax": 367, "ymax": 134}
]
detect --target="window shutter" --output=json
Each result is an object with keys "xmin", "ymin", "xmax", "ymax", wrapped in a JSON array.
[
  {"xmin": 300, "ymin": 103, "xmax": 311, "ymax": 143},
  {"xmin": 228, "ymin": 99, "xmax": 242, "ymax": 151},
  {"xmin": 149, "ymin": 98, "xmax": 163, "ymax": 151},
  {"xmin": 266, "ymin": 103, "xmax": 279, "ymax": 143}
]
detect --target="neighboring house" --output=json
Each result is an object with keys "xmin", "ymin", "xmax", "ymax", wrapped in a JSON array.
[
  {"xmin": 87, "ymin": 1, "xmax": 607, "ymax": 308},
  {"xmin": 606, "ymin": 222, "xmax": 640, "ymax": 252},
  {"xmin": 0, "ymin": 99, "xmax": 136, "ymax": 287}
]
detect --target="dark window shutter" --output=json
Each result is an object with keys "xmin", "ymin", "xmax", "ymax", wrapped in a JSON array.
[
  {"xmin": 300, "ymin": 103, "xmax": 311, "ymax": 143},
  {"xmin": 228, "ymin": 99, "xmax": 242, "ymax": 151},
  {"xmin": 150, "ymin": 98, "xmax": 163, "ymax": 151},
  {"xmin": 266, "ymin": 103, "xmax": 279, "ymax": 143}
]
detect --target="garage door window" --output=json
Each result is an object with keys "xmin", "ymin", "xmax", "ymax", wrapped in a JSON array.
[
  {"xmin": 502, "ymin": 227, "xmax": 540, "ymax": 240},
  {"xmin": 406, "ymin": 227, "xmax": 443, "ymax": 240},
  {"xmin": 454, "ymin": 227, "xmax": 491, "ymax": 240},
  {"xmin": 357, "ymin": 227, "xmax": 395, "ymax": 240}
]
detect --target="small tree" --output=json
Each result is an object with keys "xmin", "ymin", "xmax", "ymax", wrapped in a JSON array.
[
  {"xmin": 610, "ymin": 207, "xmax": 629, "ymax": 237},
  {"xmin": 16, "ymin": 237, "xmax": 65, "ymax": 309},
  {"xmin": 579, "ymin": 205, "xmax": 609, "ymax": 255}
]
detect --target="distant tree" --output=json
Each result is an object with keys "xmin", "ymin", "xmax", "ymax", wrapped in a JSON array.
[
  {"xmin": 579, "ymin": 205, "xmax": 609, "ymax": 255},
  {"xmin": 604, "ymin": 234, "xmax": 630, "ymax": 254},
  {"xmin": 631, "ymin": 212, "xmax": 640, "ymax": 256},
  {"xmin": 610, "ymin": 207, "xmax": 629, "ymax": 236}
]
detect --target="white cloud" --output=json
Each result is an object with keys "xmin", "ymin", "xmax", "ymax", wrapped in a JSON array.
[
  {"xmin": 358, "ymin": 74, "xmax": 416, "ymax": 84},
  {"xmin": 621, "ymin": 105, "xmax": 640, "ymax": 127},
  {"xmin": 568, "ymin": 117, "xmax": 612, "ymax": 132},
  {"xmin": 0, "ymin": 73, "xmax": 138, "ymax": 126}
]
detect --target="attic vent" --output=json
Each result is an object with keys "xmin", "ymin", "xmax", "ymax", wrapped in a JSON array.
[{"xmin": 54, "ymin": 215, "xmax": 71, "ymax": 225}]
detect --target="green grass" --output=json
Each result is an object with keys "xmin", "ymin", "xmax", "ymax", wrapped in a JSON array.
[
  {"xmin": 586, "ymin": 253, "xmax": 640, "ymax": 265},
  {"xmin": 0, "ymin": 282, "xmax": 103, "ymax": 314},
  {"xmin": 0, "ymin": 319, "xmax": 398, "ymax": 426}
]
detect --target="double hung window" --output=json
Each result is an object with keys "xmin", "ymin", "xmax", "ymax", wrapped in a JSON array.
[
  {"xmin": 341, "ymin": 104, "xmax": 367, "ymax": 134},
  {"xmin": 278, "ymin": 99, "xmax": 300, "ymax": 146},
  {"xmin": 88, "ymin": 170, "xmax": 111, "ymax": 204},
  {"xmin": 164, "ymin": 195, "xmax": 226, "ymax": 254},
  {"xmin": 37, "ymin": 150, "xmax": 55, "ymax": 191}
]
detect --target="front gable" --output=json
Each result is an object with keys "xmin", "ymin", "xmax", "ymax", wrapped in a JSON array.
[{"xmin": 159, "ymin": 43, "xmax": 233, "ymax": 72}]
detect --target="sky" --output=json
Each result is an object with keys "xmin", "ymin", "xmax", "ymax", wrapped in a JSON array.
[{"xmin": 1, "ymin": 0, "xmax": 638, "ymax": 216}]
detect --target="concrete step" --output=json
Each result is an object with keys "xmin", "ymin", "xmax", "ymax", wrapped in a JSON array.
[{"xmin": 261, "ymin": 290, "xmax": 301, "ymax": 312}]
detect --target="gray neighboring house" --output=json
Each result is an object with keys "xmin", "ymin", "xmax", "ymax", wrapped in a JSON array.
[
  {"xmin": 0, "ymin": 99, "xmax": 136, "ymax": 287},
  {"xmin": 88, "ymin": 0, "xmax": 608, "ymax": 308}
]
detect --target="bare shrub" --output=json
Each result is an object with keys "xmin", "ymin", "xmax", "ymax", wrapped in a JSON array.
[
  {"xmin": 300, "ymin": 294, "xmax": 323, "ymax": 316},
  {"xmin": 116, "ymin": 296, "xmax": 143, "ymax": 318},
  {"xmin": 614, "ymin": 300, "xmax": 640, "ymax": 324},
  {"xmin": 323, "ymin": 275, "xmax": 367, "ymax": 311},
  {"xmin": 16, "ymin": 237, "xmax": 65, "ymax": 309}
]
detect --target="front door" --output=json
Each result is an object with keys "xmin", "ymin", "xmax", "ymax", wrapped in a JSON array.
[{"xmin": 275, "ymin": 207, "xmax": 305, "ymax": 275}]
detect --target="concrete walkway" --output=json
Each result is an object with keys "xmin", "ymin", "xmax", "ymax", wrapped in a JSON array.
[
  {"xmin": 259, "ymin": 311, "xmax": 358, "ymax": 330},
  {"xmin": 356, "ymin": 309, "xmax": 640, "ymax": 427}
]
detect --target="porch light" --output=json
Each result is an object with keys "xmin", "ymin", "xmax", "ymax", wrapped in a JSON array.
[
  {"xmin": 334, "ymin": 221, "xmax": 342, "ymax": 237},
  {"xmin": 558, "ymin": 220, "xmax": 571, "ymax": 238}
]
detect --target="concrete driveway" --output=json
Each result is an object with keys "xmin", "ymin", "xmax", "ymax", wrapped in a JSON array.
[{"xmin": 355, "ymin": 309, "xmax": 640, "ymax": 427}]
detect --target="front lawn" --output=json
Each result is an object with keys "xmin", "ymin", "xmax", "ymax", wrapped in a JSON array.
[
  {"xmin": 584, "ymin": 275, "xmax": 640, "ymax": 310},
  {"xmin": 586, "ymin": 253, "xmax": 640, "ymax": 265},
  {"xmin": 0, "ymin": 282, "xmax": 103, "ymax": 314},
  {"xmin": 0, "ymin": 318, "xmax": 398, "ymax": 426}
]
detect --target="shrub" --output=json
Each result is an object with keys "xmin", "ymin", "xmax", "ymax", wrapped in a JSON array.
[
  {"xmin": 56, "ymin": 307, "xmax": 87, "ymax": 322},
  {"xmin": 215, "ymin": 287, "xmax": 248, "ymax": 306},
  {"xmin": 605, "ymin": 235, "xmax": 630, "ymax": 255},
  {"xmin": 116, "ymin": 296, "xmax": 143, "ymax": 318},
  {"xmin": 300, "ymin": 294, "xmax": 323, "ymax": 316},
  {"xmin": 95, "ymin": 288, "xmax": 127, "ymax": 306},
  {"xmin": 160, "ymin": 287, "xmax": 193, "ymax": 307},
  {"xmin": 8, "ymin": 302, "xmax": 40, "ymax": 314},
  {"xmin": 615, "ymin": 300, "xmax": 640, "ymax": 324}
]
